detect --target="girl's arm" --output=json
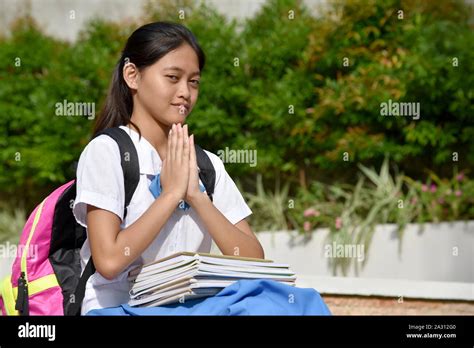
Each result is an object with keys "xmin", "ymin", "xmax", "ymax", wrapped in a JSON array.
[
  {"xmin": 189, "ymin": 193, "xmax": 265, "ymax": 259},
  {"xmin": 86, "ymin": 191, "xmax": 181, "ymax": 280},
  {"xmin": 184, "ymin": 133, "xmax": 264, "ymax": 259},
  {"xmin": 87, "ymin": 123, "xmax": 190, "ymax": 280}
]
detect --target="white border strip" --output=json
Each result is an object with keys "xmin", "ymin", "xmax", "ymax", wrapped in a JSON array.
[{"xmin": 297, "ymin": 275, "xmax": 474, "ymax": 301}]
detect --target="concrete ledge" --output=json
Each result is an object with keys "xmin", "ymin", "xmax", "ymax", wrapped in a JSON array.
[
  {"xmin": 297, "ymin": 275, "xmax": 474, "ymax": 301},
  {"xmin": 257, "ymin": 221, "xmax": 474, "ymax": 282}
]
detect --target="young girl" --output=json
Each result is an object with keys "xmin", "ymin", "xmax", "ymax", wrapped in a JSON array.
[{"xmin": 73, "ymin": 21, "xmax": 264, "ymax": 315}]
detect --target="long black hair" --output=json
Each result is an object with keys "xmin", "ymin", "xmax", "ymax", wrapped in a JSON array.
[{"xmin": 93, "ymin": 21, "xmax": 206, "ymax": 137}]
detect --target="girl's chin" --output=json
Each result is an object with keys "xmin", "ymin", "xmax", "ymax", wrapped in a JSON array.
[
  {"xmin": 175, "ymin": 109, "xmax": 189, "ymax": 120},
  {"xmin": 168, "ymin": 113, "xmax": 188, "ymax": 125}
]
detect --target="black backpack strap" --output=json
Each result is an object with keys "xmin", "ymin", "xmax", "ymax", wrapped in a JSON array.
[
  {"xmin": 70, "ymin": 127, "xmax": 139, "ymax": 316},
  {"xmin": 69, "ymin": 257, "xmax": 95, "ymax": 316},
  {"xmin": 94, "ymin": 127, "xmax": 140, "ymax": 218},
  {"xmin": 195, "ymin": 144, "xmax": 215, "ymax": 202}
]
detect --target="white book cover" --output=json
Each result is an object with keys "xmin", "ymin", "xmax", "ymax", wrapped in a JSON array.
[{"xmin": 127, "ymin": 252, "xmax": 296, "ymax": 307}]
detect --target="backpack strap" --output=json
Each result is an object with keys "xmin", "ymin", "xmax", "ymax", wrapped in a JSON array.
[
  {"xmin": 195, "ymin": 144, "xmax": 215, "ymax": 202},
  {"xmin": 70, "ymin": 127, "xmax": 140, "ymax": 316},
  {"xmin": 94, "ymin": 127, "xmax": 141, "ymax": 218}
]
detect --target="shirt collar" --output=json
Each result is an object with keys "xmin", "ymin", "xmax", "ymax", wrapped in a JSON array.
[{"xmin": 119, "ymin": 125, "xmax": 162, "ymax": 175}]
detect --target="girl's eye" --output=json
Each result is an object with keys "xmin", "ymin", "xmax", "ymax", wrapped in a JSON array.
[{"xmin": 167, "ymin": 75, "xmax": 199, "ymax": 86}]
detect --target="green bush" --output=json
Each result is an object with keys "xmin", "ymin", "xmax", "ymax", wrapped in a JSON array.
[
  {"xmin": 284, "ymin": 159, "xmax": 474, "ymax": 274},
  {"xmin": 303, "ymin": 0, "xmax": 474, "ymax": 182},
  {"xmin": 0, "ymin": 0, "xmax": 472, "ymax": 218},
  {"xmin": 0, "ymin": 17, "xmax": 133, "ymax": 208}
]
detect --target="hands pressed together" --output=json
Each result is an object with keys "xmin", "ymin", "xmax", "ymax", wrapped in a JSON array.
[{"xmin": 159, "ymin": 123, "xmax": 203, "ymax": 204}]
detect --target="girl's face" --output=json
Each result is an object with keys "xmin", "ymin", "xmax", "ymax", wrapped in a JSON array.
[{"xmin": 131, "ymin": 43, "xmax": 201, "ymax": 127}]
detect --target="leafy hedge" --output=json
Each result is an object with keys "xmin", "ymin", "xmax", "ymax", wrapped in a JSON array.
[{"xmin": 1, "ymin": 0, "xmax": 473, "ymax": 212}]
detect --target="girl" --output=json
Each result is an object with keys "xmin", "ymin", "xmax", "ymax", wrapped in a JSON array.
[{"xmin": 73, "ymin": 21, "xmax": 264, "ymax": 315}]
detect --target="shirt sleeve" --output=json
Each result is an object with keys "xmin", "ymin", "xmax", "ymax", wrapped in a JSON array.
[
  {"xmin": 73, "ymin": 135, "xmax": 125, "ymax": 228},
  {"xmin": 207, "ymin": 152, "xmax": 253, "ymax": 225}
]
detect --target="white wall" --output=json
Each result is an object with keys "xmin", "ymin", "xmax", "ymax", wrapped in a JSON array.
[
  {"xmin": 0, "ymin": 0, "xmax": 325, "ymax": 42},
  {"xmin": 257, "ymin": 221, "xmax": 474, "ymax": 283}
]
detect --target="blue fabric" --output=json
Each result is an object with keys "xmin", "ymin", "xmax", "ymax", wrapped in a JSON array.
[
  {"xmin": 86, "ymin": 279, "xmax": 331, "ymax": 316},
  {"xmin": 149, "ymin": 173, "xmax": 206, "ymax": 211}
]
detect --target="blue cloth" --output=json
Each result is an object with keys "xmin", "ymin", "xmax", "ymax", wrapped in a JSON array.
[
  {"xmin": 149, "ymin": 173, "xmax": 206, "ymax": 211},
  {"xmin": 86, "ymin": 279, "xmax": 331, "ymax": 316}
]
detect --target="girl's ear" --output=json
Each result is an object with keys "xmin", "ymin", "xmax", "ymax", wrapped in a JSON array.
[{"xmin": 123, "ymin": 62, "xmax": 140, "ymax": 90}]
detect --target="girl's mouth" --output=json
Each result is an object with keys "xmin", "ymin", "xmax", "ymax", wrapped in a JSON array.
[{"xmin": 172, "ymin": 104, "xmax": 189, "ymax": 115}]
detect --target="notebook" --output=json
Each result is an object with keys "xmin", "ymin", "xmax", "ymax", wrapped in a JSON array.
[{"xmin": 128, "ymin": 252, "xmax": 296, "ymax": 307}]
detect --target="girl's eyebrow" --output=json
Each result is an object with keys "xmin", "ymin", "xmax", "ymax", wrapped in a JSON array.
[{"xmin": 164, "ymin": 66, "xmax": 200, "ymax": 77}]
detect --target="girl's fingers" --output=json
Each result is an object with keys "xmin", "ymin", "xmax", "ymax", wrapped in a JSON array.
[
  {"xmin": 189, "ymin": 134, "xmax": 197, "ymax": 168},
  {"xmin": 176, "ymin": 123, "xmax": 183, "ymax": 165},
  {"xmin": 183, "ymin": 124, "xmax": 188, "ymax": 141},
  {"xmin": 166, "ymin": 125, "xmax": 172, "ymax": 164},
  {"xmin": 183, "ymin": 124, "xmax": 189, "ymax": 160},
  {"xmin": 170, "ymin": 123, "xmax": 177, "ymax": 162}
]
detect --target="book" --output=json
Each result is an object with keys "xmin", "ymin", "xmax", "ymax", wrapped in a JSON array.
[{"xmin": 127, "ymin": 252, "xmax": 296, "ymax": 307}]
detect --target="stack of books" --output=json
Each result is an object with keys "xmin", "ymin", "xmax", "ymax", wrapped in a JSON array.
[{"xmin": 127, "ymin": 252, "xmax": 296, "ymax": 307}]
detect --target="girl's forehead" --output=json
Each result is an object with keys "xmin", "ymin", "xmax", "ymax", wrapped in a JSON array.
[{"xmin": 154, "ymin": 44, "xmax": 200, "ymax": 74}]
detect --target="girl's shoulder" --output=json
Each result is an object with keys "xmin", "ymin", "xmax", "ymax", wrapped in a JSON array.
[
  {"xmin": 84, "ymin": 133, "xmax": 120, "ymax": 150},
  {"xmin": 78, "ymin": 133, "xmax": 122, "ymax": 167},
  {"xmin": 202, "ymin": 149, "xmax": 225, "ymax": 172}
]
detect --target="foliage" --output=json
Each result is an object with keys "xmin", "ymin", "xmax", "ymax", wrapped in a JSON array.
[
  {"xmin": 240, "ymin": 174, "xmax": 293, "ymax": 232},
  {"xmin": 0, "ymin": 16, "xmax": 133, "ymax": 206},
  {"xmin": 303, "ymin": 0, "xmax": 474, "ymax": 182},
  {"xmin": 0, "ymin": 202, "xmax": 24, "ymax": 244},
  {"xmin": 287, "ymin": 158, "xmax": 473, "ymax": 274},
  {"xmin": 0, "ymin": 0, "xmax": 472, "ymax": 219}
]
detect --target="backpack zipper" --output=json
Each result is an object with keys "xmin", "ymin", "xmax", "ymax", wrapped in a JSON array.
[{"xmin": 15, "ymin": 272, "xmax": 29, "ymax": 315}]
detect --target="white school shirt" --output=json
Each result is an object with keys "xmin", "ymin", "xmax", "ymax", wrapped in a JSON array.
[{"xmin": 73, "ymin": 125, "xmax": 252, "ymax": 314}]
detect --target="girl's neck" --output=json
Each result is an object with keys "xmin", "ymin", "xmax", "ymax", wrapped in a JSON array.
[{"xmin": 128, "ymin": 110, "xmax": 170, "ymax": 161}]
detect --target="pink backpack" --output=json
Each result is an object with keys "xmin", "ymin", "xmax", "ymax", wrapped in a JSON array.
[{"xmin": 0, "ymin": 128, "xmax": 140, "ymax": 315}]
